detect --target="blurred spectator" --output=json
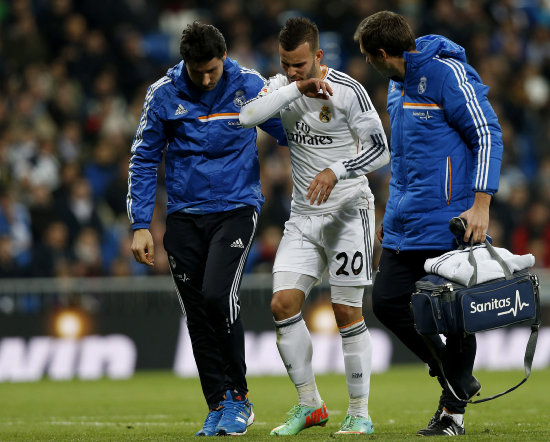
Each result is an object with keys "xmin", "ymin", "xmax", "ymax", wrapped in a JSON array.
[
  {"xmin": 245, "ymin": 224, "xmax": 283, "ymax": 273},
  {"xmin": 28, "ymin": 184, "xmax": 57, "ymax": 244},
  {"xmin": 55, "ymin": 176, "xmax": 103, "ymax": 245},
  {"xmin": 72, "ymin": 226, "xmax": 102, "ymax": 276},
  {"xmin": 0, "ymin": 235, "xmax": 22, "ymax": 277},
  {"xmin": 511, "ymin": 201, "xmax": 550, "ymax": 268},
  {"xmin": 83, "ymin": 138, "xmax": 120, "ymax": 201},
  {"xmin": 104, "ymin": 154, "xmax": 132, "ymax": 219},
  {"xmin": 0, "ymin": 187, "xmax": 32, "ymax": 267},
  {"xmin": 27, "ymin": 220, "xmax": 72, "ymax": 277},
  {"xmin": 3, "ymin": 2, "xmax": 49, "ymax": 70}
]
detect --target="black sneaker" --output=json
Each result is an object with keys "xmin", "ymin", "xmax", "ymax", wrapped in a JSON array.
[
  {"xmin": 417, "ymin": 415, "xmax": 465, "ymax": 436},
  {"xmin": 426, "ymin": 406, "xmax": 443, "ymax": 428}
]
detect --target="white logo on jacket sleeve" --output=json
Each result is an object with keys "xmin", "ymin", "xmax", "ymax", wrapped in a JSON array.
[
  {"xmin": 175, "ymin": 104, "xmax": 188, "ymax": 115},
  {"xmin": 418, "ymin": 76, "xmax": 427, "ymax": 94}
]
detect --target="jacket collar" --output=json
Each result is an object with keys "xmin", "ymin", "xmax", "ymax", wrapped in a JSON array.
[
  {"xmin": 403, "ymin": 34, "xmax": 467, "ymax": 78},
  {"xmin": 168, "ymin": 57, "xmax": 240, "ymax": 105}
]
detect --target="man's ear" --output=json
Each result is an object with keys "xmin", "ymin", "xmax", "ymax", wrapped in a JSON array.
[
  {"xmin": 378, "ymin": 48, "xmax": 389, "ymax": 60},
  {"xmin": 315, "ymin": 49, "xmax": 324, "ymax": 64}
]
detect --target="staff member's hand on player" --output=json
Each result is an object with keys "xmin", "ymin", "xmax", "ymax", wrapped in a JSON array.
[{"xmin": 307, "ymin": 168, "xmax": 338, "ymax": 205}]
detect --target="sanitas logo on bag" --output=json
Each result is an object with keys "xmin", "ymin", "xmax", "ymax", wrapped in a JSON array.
[{"xmin": 470, "ymin": 290, "xmax": 529, "ymax": 317}]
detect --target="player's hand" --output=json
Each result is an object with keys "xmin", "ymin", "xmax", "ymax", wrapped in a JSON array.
[
  {"xmin": 131, "ymin": 228, "xmax": 155, "ymax": 266},
  {"xmin": 306, "ymin": 168, "xmax": 337, "ymax": 205},
  {"xmin": 376, "ymin": 225, "xmax": 384, "ymax": 243},
  {"xmin": 296, "ymin": 78, "xmax": 333, "ymax": 100}
]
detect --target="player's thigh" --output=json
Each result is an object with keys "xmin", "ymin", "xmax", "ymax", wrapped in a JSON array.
[
  {"xmin": 325, "ymin": 207, "xmax": 374, "ymax": 286},
  {"xmin": 273, "ymin": 215, "xmax": 326, "ymax": 281}
]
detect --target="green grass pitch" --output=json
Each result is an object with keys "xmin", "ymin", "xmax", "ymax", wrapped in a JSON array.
[{"xmin": 0, "ymin": 365, "xmax": 548, "ymax": 440}]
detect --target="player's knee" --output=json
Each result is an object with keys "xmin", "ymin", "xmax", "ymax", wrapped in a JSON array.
[
  {"xmin": 332, "ymin": 303, "xmax": 362, "ymax": 327},
  {"xmin": 271, "ymin": 290, "xmax": 301, "ymax": 320}
]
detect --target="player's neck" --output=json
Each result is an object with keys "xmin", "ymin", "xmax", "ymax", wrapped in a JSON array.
[{"xmin": 314, "ymin": 65, "xmax": 327, "ymax": 79}]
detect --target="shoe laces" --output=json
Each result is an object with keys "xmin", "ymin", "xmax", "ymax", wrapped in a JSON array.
[
  {"xmin": 223, "ymin": 398, "xmax": 251, "ymax": 420},
  {"xmin": 284, "ymin": 405, "xmax": 304, "ymax": 422},
  {"xmin": 340, "ymin": 415, "xmax": 354, "ymax": 431}
]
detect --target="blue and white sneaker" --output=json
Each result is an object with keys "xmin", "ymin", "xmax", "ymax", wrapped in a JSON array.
[
  {"xmin": 195, "ymin": 404, "xmax": 223, "ymax": 436},
  {"xmin": 215, "ymin": 390, "xmax": 254, "ymax": 436}
]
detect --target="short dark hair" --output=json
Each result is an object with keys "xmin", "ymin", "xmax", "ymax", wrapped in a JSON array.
[
  {"xmin": 179, "ymin": 21, "xmax": 226, "ymax": 63},
  {"xmin": 354, "ymin": 11, "xmax": 416, "ymax": 57},
  {"xmin": 279, "ymin": 17, "xmax": 319, "ymax": 52}
]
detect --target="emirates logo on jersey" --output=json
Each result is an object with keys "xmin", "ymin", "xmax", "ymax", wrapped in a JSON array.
[
  {"xmin": 285, "ymin": 121, "xmax": 333, "ymax": 145},
  {"xmin": 319, "ymin": 105, "xmax": 331, "ymax": 123}
]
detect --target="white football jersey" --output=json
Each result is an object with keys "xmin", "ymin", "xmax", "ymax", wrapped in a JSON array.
[{"xmin": 240, "ymin": 66, "xmax": 389, "ymax": 215}]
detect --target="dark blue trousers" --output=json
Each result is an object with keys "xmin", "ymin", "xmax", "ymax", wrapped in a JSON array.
[
  {"xmin": 164, "ymin": 206, "xmax": 257, "ymax": 409},
  {"xmin": 372, "ymin": 248, "xmax": 477, "ymax": 414}
]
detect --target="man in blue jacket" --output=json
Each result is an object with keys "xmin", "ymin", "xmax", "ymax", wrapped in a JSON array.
[
  {"xmin": 354, "ymin": 11, "xmax": 503, "ymax": 436},
  {"xmin": 127, "ymin": 22, "xmax": 286, "ymax": 436}
]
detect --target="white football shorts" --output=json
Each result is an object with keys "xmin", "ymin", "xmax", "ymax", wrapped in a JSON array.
[{"xmin": 273, "ymin": 207, "xmax": 375, "ymax": 287}]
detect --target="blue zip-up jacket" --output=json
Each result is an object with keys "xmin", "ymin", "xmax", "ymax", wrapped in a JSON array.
[
  {"xmin": 127, "ymin": 57, "xmax": 287, "ymax": 230},
  {"xmin": 383, "ymin": 35, "xmax": 503, "ymax": 251}
]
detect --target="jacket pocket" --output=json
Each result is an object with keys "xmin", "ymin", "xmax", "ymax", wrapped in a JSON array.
[{"xmin": 445, "ymin": 156, "xmax": 452, "ymax": 205}]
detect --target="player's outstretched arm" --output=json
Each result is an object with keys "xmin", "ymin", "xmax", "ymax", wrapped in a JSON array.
[{"xmin": 240, "ymin": 78, "xmax": 332, "ymax": 128}]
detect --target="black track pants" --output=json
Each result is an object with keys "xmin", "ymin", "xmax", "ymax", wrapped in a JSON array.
[
  {"xmin": 372, "ymin": 248, "xmax": 477, "ymax": 414},
  {"xmin": 164, "ymin": 206, "xmax": 257, "ymax": 409}
]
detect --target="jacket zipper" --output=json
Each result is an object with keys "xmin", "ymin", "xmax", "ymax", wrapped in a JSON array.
[
  {"xmin": 445, "ymin": 156, "xmax": 452, "ymax": 205},
  {"xmin": 396, "ymin": 87, "xmax": 406, "ymax": 254}
]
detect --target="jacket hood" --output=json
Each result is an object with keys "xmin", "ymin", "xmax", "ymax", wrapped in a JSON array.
[
  {"xmin": 405, "ymin": 34, "xmax": 466, "ymax": 67},
  {"xmin": 166, "ymin": 57, "xmax": 240, "ymax": 97},
  {"xmin": 166, "ymin": 60, "xmax": 185, "ymax": 85}
]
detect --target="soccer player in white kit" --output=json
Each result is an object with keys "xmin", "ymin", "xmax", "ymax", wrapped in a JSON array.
[{"xmin": 239, "ymin": 17, "xmax": 390, "ymax": 436}]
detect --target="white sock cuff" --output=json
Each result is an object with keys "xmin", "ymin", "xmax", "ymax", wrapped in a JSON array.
[
  {"xmin": 442, "ymin": 409, "xmax": 464, "ymax": 426},
  {"xmin": 274, "ymin": 312, "xmax": 305, "ymax": 334},
  {"xmin": 339, "ymin": 318, "xmax": 367, "ymax": 339}
]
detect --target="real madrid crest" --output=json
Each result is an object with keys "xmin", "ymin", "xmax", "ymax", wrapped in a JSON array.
[
  {"xmin": 233, "ymin": 90, "xmax": 245, "ymax": 107},
  {"xmin": 418, "ymin": 76, "xmax": 427, "ymax": 94},
  {"xmin": 319, "ymin": 105, "xmax": 331, "ymax": 123}
]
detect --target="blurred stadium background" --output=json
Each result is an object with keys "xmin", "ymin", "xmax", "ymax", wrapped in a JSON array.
[{"xmin": 0, "ymin": 0, "xmax": 549, "ymax": 382}]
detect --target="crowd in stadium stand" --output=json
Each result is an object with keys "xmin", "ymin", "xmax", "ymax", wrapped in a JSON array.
[{"xmin": 1, "ymin": 0, "xmax": 550, "ymax": 278}]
